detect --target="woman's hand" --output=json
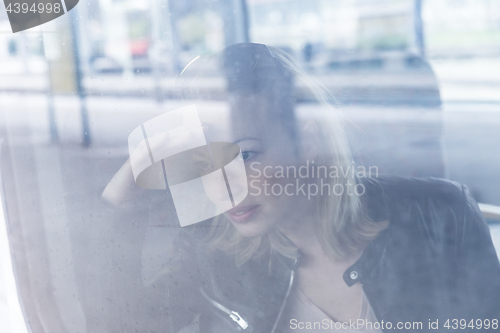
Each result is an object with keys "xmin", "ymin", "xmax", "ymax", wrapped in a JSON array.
[
  {"xmin": 101, "ymin": 126, "xmax": 206, "ymax": 206},
  {"xmin": 101, "ymin": 158, "xmax": 141, "ymax": 207}
]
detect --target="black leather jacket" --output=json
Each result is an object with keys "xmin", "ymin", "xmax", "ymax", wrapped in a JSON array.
[{"xmin": 175, "ymin": 176, "xmax": 500, "ymax": 333}]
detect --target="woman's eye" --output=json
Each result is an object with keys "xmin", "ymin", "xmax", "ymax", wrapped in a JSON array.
[{"xmin": 241, "ymin": 151, "xmax": 255, "ymax": 161}]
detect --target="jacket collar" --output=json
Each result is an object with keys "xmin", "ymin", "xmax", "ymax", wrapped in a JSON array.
[
  {"xmin": 344, "ymin": 176, "xmax": 390, "ymax": 286},
  {"xmin": 272, "ymin": 176, "xmax": 391, "ymax": 287}
]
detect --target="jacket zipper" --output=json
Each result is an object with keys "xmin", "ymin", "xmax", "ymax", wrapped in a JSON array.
[
  {"xmin": 200, "ymin": 288, "xmax": 249, "ymax": 330},
  {"xmin": 200, "ymin": 258, "xmax": 297, "ymax": 332},
  {"xmin": 269, "ymin": 260, "xmax": 297, "ymax": 333}
]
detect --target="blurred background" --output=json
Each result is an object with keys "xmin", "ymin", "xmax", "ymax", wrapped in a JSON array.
[
  {"xmin": 1, "ymin": 0, "xmax": 500, "ymax": 198},
  {"xmin": 1, "ymin": 0, "xmax": 500, "ymax": 332}
]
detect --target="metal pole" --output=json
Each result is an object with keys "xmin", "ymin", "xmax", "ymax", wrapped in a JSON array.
[
  {"xmin": 223, "ymin": 0, "xmax": 250, "ymax": 45},
  {"xmin": 241, "ymin": 0, "xmax": 250, "ymax": 43},
  {"xmin": 42, "ymin": 32, "xmax": 59, "ymax": 143},
  {"xmin": 47, "ymin": 91, "xmax": 59, "ymax": 143},
  {"xmin": 69, "ymin": 8, "xmax": 91, "ymax": 147},
  {"xmin": 165, "ymin": 0, "xmax": 182, "ymax": 75},
  {"xmin": 151, "ymin": 0, "xmax": 163, "ymax": 103},
  {"xmin": 414, "ymin": 0, "xmax": 425, "ymax": 57}
]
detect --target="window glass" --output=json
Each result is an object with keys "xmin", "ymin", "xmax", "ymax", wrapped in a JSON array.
[{"xmin": 0, "ymin": 1, "xmax": 499, "ymax": 333}]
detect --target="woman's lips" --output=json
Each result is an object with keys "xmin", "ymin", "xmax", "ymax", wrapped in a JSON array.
[{"xmin": 227, "ymin": 204, "xmax": 261, "ymax": 223}]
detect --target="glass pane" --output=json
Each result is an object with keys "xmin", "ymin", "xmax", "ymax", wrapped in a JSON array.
[{"xmin": 0, "ymin": 1, "xmax": 499, "ymax": 332}]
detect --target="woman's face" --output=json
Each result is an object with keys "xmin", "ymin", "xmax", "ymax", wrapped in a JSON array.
[{"xmin": 201, "ymin": 94, "xmax": 319, "ymax": 237}]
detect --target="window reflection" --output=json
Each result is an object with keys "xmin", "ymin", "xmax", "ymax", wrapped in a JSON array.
[{"xmin": 0, "ymin": 1, "xmax": 500, "ymax": 333}]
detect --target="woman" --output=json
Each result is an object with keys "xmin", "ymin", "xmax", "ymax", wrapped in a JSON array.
[{"xmin": 103, "ymin": 43, "xmax": 500, "ymax": 332}]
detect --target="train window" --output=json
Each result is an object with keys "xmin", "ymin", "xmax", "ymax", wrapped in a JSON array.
[{"xmin": 1, "ymin": 1, "xmax": 500, "ymax": 332}]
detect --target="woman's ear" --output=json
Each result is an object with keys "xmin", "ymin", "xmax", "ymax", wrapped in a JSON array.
[{"xmin": 300, "ymin": 120, "xmax": 321, "ymax": 162}]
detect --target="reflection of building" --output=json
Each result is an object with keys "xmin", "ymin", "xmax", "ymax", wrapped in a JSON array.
[
  {"xmin": 424, "ymin": 0, "xmax": 500, "ymax": 57},
  {"xmin": 0, "ymin": 0, "xmax": 500, "ymax": 78},
  {"xmin": 247, "ymin": 0, "xmax": 417, "ymax": 63},
  {"xmin": 86, "ymin": 0, "xmax": 248, "ymax": 76},
  {"xmin": 248, "ymin": 0, "xmax": 500, "ymax": 61},
  {"xmin": 357, "ymin": 2, "xmax": 414, "ymax": 51}
]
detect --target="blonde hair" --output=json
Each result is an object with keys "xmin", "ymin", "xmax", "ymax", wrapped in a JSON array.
[{"xmin": 205, "ymin": 46, "xmax": 387, "ymax": 266}]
